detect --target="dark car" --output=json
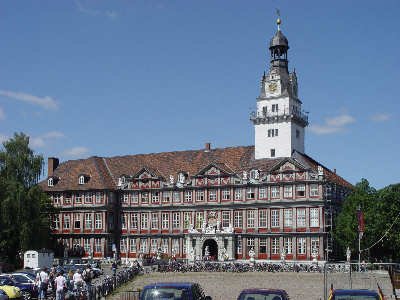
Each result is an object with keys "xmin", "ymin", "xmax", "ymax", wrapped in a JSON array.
[
  {"xmin": 140, "ymin": 282, "xmax": 212, "ymax": 300},
  {"xmin": 329, "ymin": 289, "xmax": 382, "ymax": 299},
  {"xmin": 237, "ymin": 289, "xmax": 290, "ymax": 300},
  {"xmin": 0, "ymin": 275, "xmax": 37, "ymax": 300}
]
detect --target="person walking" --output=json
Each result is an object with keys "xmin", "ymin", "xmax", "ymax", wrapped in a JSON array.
[
  {"xmin": 54, "ymin": 271, "xmax": 66, "ymax": 300},
  {"xmin": 36, "ymin": 268, "xmax": 49, "ymax": 300}
]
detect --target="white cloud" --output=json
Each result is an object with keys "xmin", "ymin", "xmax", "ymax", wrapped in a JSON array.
[
  {"xmin": 0, "ymin": 90, "xmax": 58, "ymax": 110},
  {"xmin": 0, "ymin": 107, "xmax": 5, "ymax": 120},
  {"xmin": 63, "ymin": 146, "xmax": 89, "ymax": 157},
  {"xmin": 29, "ymin": 131, "xmax": 65, "ymax": 148},
  {"xmin": 370, "ymin": 113, "xmax": 391, "ymax": 122},
  {"xmin": 75, "ymin": 0, "xmax": 118, "ymax": 20},
  {"xmin": 309, "ymin": 113, "xmax": 355, "ymax": 135}
]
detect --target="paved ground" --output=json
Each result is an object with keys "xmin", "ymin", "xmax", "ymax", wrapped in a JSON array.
[{"xmin": 107, "ymin": 270, "xmax": 394, "ymax": 300}]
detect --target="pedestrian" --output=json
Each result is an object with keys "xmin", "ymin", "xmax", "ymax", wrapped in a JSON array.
[
  {"xmin": 111, "ymin": 261, "xmax": 117, "ymax": 277},
  {"xmin": 55, "ymin": 271, "xmax": 66, "ymax": 300},
  {"xmin": 36, "ymin": 267, "xmax": 49, "ymax": 300}
]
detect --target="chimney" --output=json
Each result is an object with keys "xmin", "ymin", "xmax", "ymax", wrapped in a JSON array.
[
  {"xmin": 204, "ymin": 142, "xmax": 211, "ymax": 152},
  {"xmin": 48, "ymin": 157, "xmax": 59, "ymax": 177},
  {"xmin": 333, "ymin": 168, "xmax": 336, "ymax": 174}
]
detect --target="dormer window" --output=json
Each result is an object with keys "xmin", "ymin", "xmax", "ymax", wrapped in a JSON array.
[
  {"xmin": 178, "ymin": 172, "xmax": 186, "ymax": 184},
  {"xmin": 48, "ymin": 178, "xmax": 54, "ymax": 187},
  {"xmin": 249, "ymin": 169, "xmax": 260, "ymax": 180},
  {"xmin": 78, "ymin": 175, "xmax": 85, "ymax": 185}
]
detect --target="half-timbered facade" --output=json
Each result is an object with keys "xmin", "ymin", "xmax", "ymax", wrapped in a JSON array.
[{"xmin": 39, "ymin": 18, "xmax": 352, "ymax": 262}]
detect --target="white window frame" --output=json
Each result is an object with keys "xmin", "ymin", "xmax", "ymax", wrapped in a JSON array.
[
  {"xmin": 141, "ymin": 192, "xmax": 149, "ymax": 203},
  {"xmin": 259, "ymin": 238, "xmax": 267, "ymax": 254},
  {"xmin": 161, "ymin": 238, "xmax": 169, "ymax": 254},
  {"xmin": 85, "ymin": 213, "xmax": 92, "ymax": 229},
  {"xmin": 296, "ymin": 208, "xmax": 306, "ymax": 227},
  {"xmin": 234, "ymin": 210, "xmax": 243, "ymax": 228},
  {"xmin": 48, "ymin": 178, "xmax": 53, "ymax": 187},
  {"xmin": 162, "ymin": 191, "xmax": 171, "ymax": 203},
  {"xmin": 259, "ymin": 209, "xmax": 267, "ymax": 227},
  {"xmin": 162, "ymin": 213, "xmax": 169, "ymax": 229},
  {"xmin": 271, "ymin": 186, "xmax": 280, "ymax": 198},
  {"xmin": 310, "ymin": 184, "xmax": 319, "ymax": 197},
  {"xmin": 236, "ymin": 238, "xmax": 242, "ymax": 254},
  {"xmin": 95, "ymin": 213, "xmax": 102, "ymax": 229},
  {"xmin": 53, "ymin": 215, "xmax": 60, "ymax": 229},
  {"xmin": 271, "ymin": 237, "xmax": 279, "ymax": 254},
  {"xmin": 94, "ymin": 238, "xmax": 102, "ymax": 253},
  {"xmin": 151, "ymin": 212, "xmax": 158, "ymax": 229},
  {"xmin": 284, "ymin": 209, "xmax": 293, "ymax": 227},
  {"xmin": 259, "ymin": 187, "xmax": 266, "ymax": 199},
  {"xmin": 195, "ymin": 212, "xmax": 203, "ymax": 229},
  {"xmin": 121, "ymin": 214, "xmax": 127, "ymax": 230},
  {"xmin": 195, "ymin": 190, "xmax": 204, "ymax": 201},
  {"xmin": 271, "ymin": 209, "xmax": 279, "ymax": 228},
  {"xmin": 173, "ymin": 191, "xmax": 181, "ymax": 203},
  {"xmin": 151, "ymin": 192, "xmax": 159, "ymax": 203},
  {"xmin": 141, "ymin": 213, "xmax": 148, "ymax": 229},
  {"xmin": 297, "ymin": 237, "xmax": 306, "ymax": 255},
  {"xmin": 95, "ymin": 192, "xmax": 103, "ymax": 204},
  {"xmin": 310, "ymin": 208, "xmax": 319, "ymax": 227},
  {"xmin": 222, "ymin": 189, "xmax": 230, "ymax": 200},
  {"xmin": 184, "ymin": 191, "xmax": 192, "ymax": 202},
  {"xmin": 311, "ymin": 237, "xmax": 319, "ymax": 255},
  {"xmin": 246, "ymin": 187, "xmax": 255, "ymax": 199},
  {"xmin": 296, "ymin": 184, "xmax": 306, "ymax": 197},
  {"xmin": 130, "ymin": 213, "xmax": 138, "ymax": 229},
  {"xmin": 129, "ymin": 238, "xmax": 136, "ymax": 253},
  {"xmin": 183, "ymin": 212, "xmax": 191, "ymax": 229},
  {"xmin": 64, "ymin": 214, "xmax": 70, "ymax": 229},
  {"xmin": 247, "ymin": 210, "xmax": 255, "ymax": 228},
  {"xmin": 222, "ymin": 211, "xmax": 230, "ymax": 228},
  {"xmin": 234, "ymin": 188, "xmax": 242, "ymax": 200},
  {"xmin": 151, "ymin": 239, "xmax": 158, "ymax": 253},
  {"xmin": 284, "ymin": 237, "xmax": 293, "ymax": 254},
  {"xmin": 74, "ymin": 213, "xmax": 81, "ymax": 229},
  {"xmin": 131, "ymin": 192, "xmax": 139, "ymax": 203},
  {"xmin": 284, "ymin": 185, "xmax": 293, "ymax": 198},
  {"xmin": 172, "ymin": 212, "xmax": 180, "ymax": 229},
  {"xmin": 140, "ymin": 239, "xmax": 148, "ymax": 253},
  {"xmin": 78, "ymin": 175, "xmax": 85, "ymax": 185},
  {"xmin": 172, "ymin": 238, "xmax": 179, "ymax": 254},
  {"xmin": 208, "ymin": 189, "xmax": 217, "ymax": 201}
]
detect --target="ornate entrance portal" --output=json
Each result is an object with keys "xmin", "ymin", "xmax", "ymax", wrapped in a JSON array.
[{"xmin": 202, "ymin": 239, "xmax": 218, "ymax": 260}]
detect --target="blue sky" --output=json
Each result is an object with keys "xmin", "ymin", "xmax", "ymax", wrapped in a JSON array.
[{"xmin": 0, "ymin": 0, "xmax": 399, "ymax": 189}]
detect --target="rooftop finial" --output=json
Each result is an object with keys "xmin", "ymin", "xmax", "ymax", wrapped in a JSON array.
[{"xmin": 276, "ymin": 9, "xmax": 281, "ymax": 31}]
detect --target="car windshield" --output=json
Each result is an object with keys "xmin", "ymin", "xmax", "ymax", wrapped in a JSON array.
[
  {"xmin": 141, "ymin": 287, "xmax": 190, "ymax": 300},
  {"xmin": 334, "ymin": 295, "xmax": 379, "ymax": 300},
  {"xmin": 238, "ymin": 293, "xmax": 283, "ymax": 300}
]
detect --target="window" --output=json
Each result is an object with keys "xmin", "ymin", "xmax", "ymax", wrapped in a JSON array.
[
  {"xmin": 121, "ymin": 214, "xmax": 127, "ymax": 229},
  {"xmin": 129, "ymin": 238, "xmax": 136, "ymax": 253},
  {"xmin": 120, "ymin": 238, "xmax": 126, "ymax": 253},
  {"xmin": 247, "ymin": 210, "xmax": 255, "ymax": 228},
  {"xmin": 172, "ymin": 212, "xmax": 180, "ymax": 229},
  {"xmin": 141, "ymin": 213, "xmax": 149, "ymax": 229},
  {"xmin": 173, "ymin": 191, "xmax": 181, "ymax": 203},
  {"xmin": 246, "ymin": 187, "xmax": 255, "ymax": 199},
  {"xmin": 222, "ymin": 189, "xmax": 230, "ymax": 200},
  {"xmin": 94, "ymin": 238, "xmax": 102, "ymax": 253},
  {"xmin": 271, "ymin": 186, "xmax": 280, "ymax": 198},
  {"xmin": 296, "ymin": 129, "xmax": 300, "ymax": 138},
  {"xmin": 84, "ymin": 238, "xmax": 91, "ymax": 253},
  {"xmin": 196, "ymin": 190, "xmax": 204, "ymax": 201},
  {"xmin": 95, "ymin": 192, "xmax": 103, "ymax": 204},
  {"xmin": 184, "ymin": 191, "xmax": 192, "ymax": 202},
  {"xmin": 151, "ymin": 239, "xmax": 158, "ymax": 253},
  {"xmin": 259, "ymin": 209, "xmax": 267, "ymax": 227},
  {"xmin": 48, "ymin": 178, "xmax": 53, "ymax": 187},
  {"xmin": 267, "ymin": 129, "xmax": 279, "ymax": 137},
  {"xmin": 234, "ymin": 211, "xmax": 243, "ymax": 228},
  {"xmin": 310, "ymin": 208, "xmax": 319, "ymax": 227},
  {"xmin": 271, "ymin": 209, "xmax": 280, "ymax": 228},
  {"xmin": 195, "ymin": 212, "xmax": 203, "ymax": 229},
  {"xmin": 247, "ymin": 238, "xmax": 255, "ymax": 252},
  {"xmin": 270, "ymin": 149, "xmax": 275, "ymax": 157},
  {"xmin": 296, "ymin": 184, "xmax": 305, "ymax": 197},
  {"xmin": 53, "ymin": 215, "xmax": 60, "ymax": 229},
  {"xmin": 259, "ymin": 187, "xmax": 266, "ymax": 199},
  {"xmin": 53, "ymin": 193, "xmax": 61, "ymax": 205},
  {"xmin": 311, "ymin": 237, "xmax": 319, "ymax": 255},
  {"xmin": 284, "ymin": 209, "xmax": 293, "ymax": 227},
  {"xmin": 85, "ymin": 213, "xmax": 92, "ymax": 229},
  {"xmin": 172, "ymin": 239, "xmax": 179, "ymax": 254},
  {"xmin": 222, "ymin": 211, "xmax": 230, "ymax": 228},
  {"xmin": 64, "ymin": 214, "xmax": 70, "ymax": 229},
  {"xmin": 310, "ymin": 184, "xmax": 319, "ymax": 197},
  {"xmin": 151, "ymin": 213, "xmax": 158, "ymax": 229},
  {"xmin": 64, "ymin": 193, "xmax": 72, "ymax": 205},
  {"xmin": 74, "ymin": 214, "xmax": 81, "ymax": 229},
  {"xmin": 140, "ymin": 239, "xmax": 148, "ymax": 253},
  {"xmin": 297, "ymin": 237, "xmax": 306, "ymax": 255},
  {"xmin": 236, "ymin": 238, "xmax": 242, "ymax": 254},
  {"xmin": 162, "ymin": 213, "xmax": 169, "ymax": 229},
  {"xmin": 234, "ymin": 188, "xmax": 242, "ymax": 200},
  {"xmin": 130, "ymin": 213, "xmax": 138, "ymax": 229},
  {"xmin": 208, "ymin": 190, "xmax": 217, "ymax": 201},
  {"xmin": 161, "ymin": 238, "xmax": 169, "ymax": 254},
  {"xmin": 272, "ymin": 104, "xmax": 279, "ymax": 112},
  {"xmin": 183, "ymin": 212, "xmax": 191, "ymax": 229},
  {"xmin": 78, "ymin": 175, "xmax": 85, "ymax": 185},
  {"xmin": 84, "ymin": 193, "xmax": 92, "ymax": 203},
  {"xmin": 141, "ymin": 192, "xmax": 149, "ymax": 203},
  {"xmin": 284, "ymin": 186, "xmax": 293, "ymax": 198},
  {"xmin": 162, "ymin": 191, "xmax": 171, "ymax": 203},
  {"xmin": 122, "ymin": 193, "xmax": 129, "ymax": 204},
  {"xmin": 131, "ymin": 192, "xmax": 139, "ymax": 203},
  {"xmin": 297, "ymin": 208, "xmax": 306, "ymax": 227},
  {"xmin": 249, "ymin": 169, "xmax": 259, "ymax": 180},
  {"xmin": 284, "ymin": 237, "xmax": 293, "ymax": 254},
  {"xmin": 259, "ymin": 238, "xmax": 267, "ymax": 254},
  {"xmin": 75, "ymin": 193, "xmax": 82, "ymax": 204},
  {"xmin": 271, "ymin": 237, "xmax": 279, "ymax": 254},
  {"xmin": 95, "ymin": 213, "xmax": 102, "ymax": 229},
  {"xmin": 151, "ymin": 192, "xmax": 159, "ymax": 203}
]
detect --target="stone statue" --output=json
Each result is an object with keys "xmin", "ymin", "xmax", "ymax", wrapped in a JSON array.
[
  {"xmin": 204, "ymin": 246, "xmax": 210, "ymax": 259},
  {"xmin": 254, "ymin": 169, "xmax": 259, "ymax": 180},
  {"xmin": 178, "ymin": 173, "xmax": 185, "ymax": 184},
  {"xmin": 216, "ymin": 219, "xmax": 220, "ymax": 232},
  {"xmin": 311, "ymin": 250, "xmax": 318, "ymax": 264},
  {"xmin": 220, "ymin": 247, "xmax": 228, "ymax": 261},
  {"xmin": 248, "ymin": 247, "xmax": 255, "ymax": 264},
  {"xmin": 243, "ymin": 171, "xmax": 248, "ymax": 180},
  {"xmin": 280, "ymin": 248, "xmax": 286, "ymax": 262},
  {"xmin": 202, "ymin": 220, "xmax": 207, "ymax": 233},
  {"xmin": 346, "ymin": 247, "xmax": 351, "ymax": 262},
  {"xmin": 169, "ymin": 175, "xmax": 174, "ymax": 184},
  {"xmin": 189, "ymin": 224, "xmax": 198, "ymax": 233}
]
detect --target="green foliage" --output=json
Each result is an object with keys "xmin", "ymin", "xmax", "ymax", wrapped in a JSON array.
[
  {"xmin": 334, "ymin": 179, "xmax": 400, "ymax": 261},
  {"xmin": 0, "ymin": 133, "xmax": 55, "ymax": 265}
]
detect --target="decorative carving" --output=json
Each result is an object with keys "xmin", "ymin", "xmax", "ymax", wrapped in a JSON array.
[{"xmin": 169, "ymin": 175, "xmax": 174, "ymax": 184}]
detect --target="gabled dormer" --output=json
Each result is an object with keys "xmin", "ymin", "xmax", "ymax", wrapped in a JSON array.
[
  {"xmin": 47, "ymin": 176, "xmax": 59, "ymax": 187},
  {"xmin": 196, "ymin": 162, "xmax": 234, "ymax": 178},
  {"xmin": 78, "ymin": 174, "xmax": 90, "ymax": 185}
]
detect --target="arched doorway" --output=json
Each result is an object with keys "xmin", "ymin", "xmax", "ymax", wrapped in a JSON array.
[{"xmin": 202, "ymin": 239, "xmax": 218, "ymax": 260}]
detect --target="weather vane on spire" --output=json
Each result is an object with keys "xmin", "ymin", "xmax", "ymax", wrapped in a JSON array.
[{"xmin": 276, "ymin": 9, "xmax": 281, "ymax": 30}]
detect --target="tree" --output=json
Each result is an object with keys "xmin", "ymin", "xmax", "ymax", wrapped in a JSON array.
[
  {"xmin": 0, "ymin": 133, "xmax": 55, "ymax": 265},
  {"xmin": 334, "ymin": 179, "xmax": 400, "ymax": 261}
]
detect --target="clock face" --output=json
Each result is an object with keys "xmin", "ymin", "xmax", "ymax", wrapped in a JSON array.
[{"xmin": 268, "ymin": 82, "xmax": 277, "ymax": 93}]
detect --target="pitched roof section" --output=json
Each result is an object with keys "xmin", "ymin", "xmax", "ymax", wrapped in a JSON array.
[{"xmin": 39, "ymin": 146, "xmax": 352, "ymax": 191}]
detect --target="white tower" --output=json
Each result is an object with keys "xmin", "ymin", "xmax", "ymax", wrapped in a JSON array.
[{"xmin": 251, "ymin": 17, "xmax": 308, "ymax": 159}]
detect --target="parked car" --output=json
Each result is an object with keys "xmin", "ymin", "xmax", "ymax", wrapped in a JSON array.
[
  {"xmin": 328, "ymin": 289, "xmax": 382, "ymax": 300},
  {"xmin": 0, "ymin": 289, "xmax": 9, "ymax": 300},
  {"xmin": 0, "ymin": 282, "xmax": 21, "ymax": 300},
  {"xmin": 237, "ymin": 289, "xmax": 290, "ymax": 300},
  {"xmin": 0, "ymin": 275, "xmax": 34, "ymax": 300},
  {"xmin": 140, "ymin": 282, "xmax": 212, "ymax": 300},
  {"xmin": 9, "ymin": 273, "xmax": 38, "ymax": 299}
]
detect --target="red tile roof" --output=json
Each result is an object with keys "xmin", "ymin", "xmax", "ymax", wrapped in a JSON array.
[{"xmin": 39, "ymin": 146, "xmax": 352, "ymax": 191}]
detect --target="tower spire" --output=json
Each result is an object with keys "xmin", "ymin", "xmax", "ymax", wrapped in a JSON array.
[{"xmin": 276, "ymin": 9, "xmax": 281, "ymax": 31}]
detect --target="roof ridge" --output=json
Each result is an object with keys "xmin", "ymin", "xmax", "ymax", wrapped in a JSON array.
[{"xmin": 102, "ymin": 157, "xmax": 116, "ymax": 186}]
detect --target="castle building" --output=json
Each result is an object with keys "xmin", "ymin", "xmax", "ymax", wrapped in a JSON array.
[{"xmin": 40, "ymin": 18, "xmax": 351, "ymax": 262}]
